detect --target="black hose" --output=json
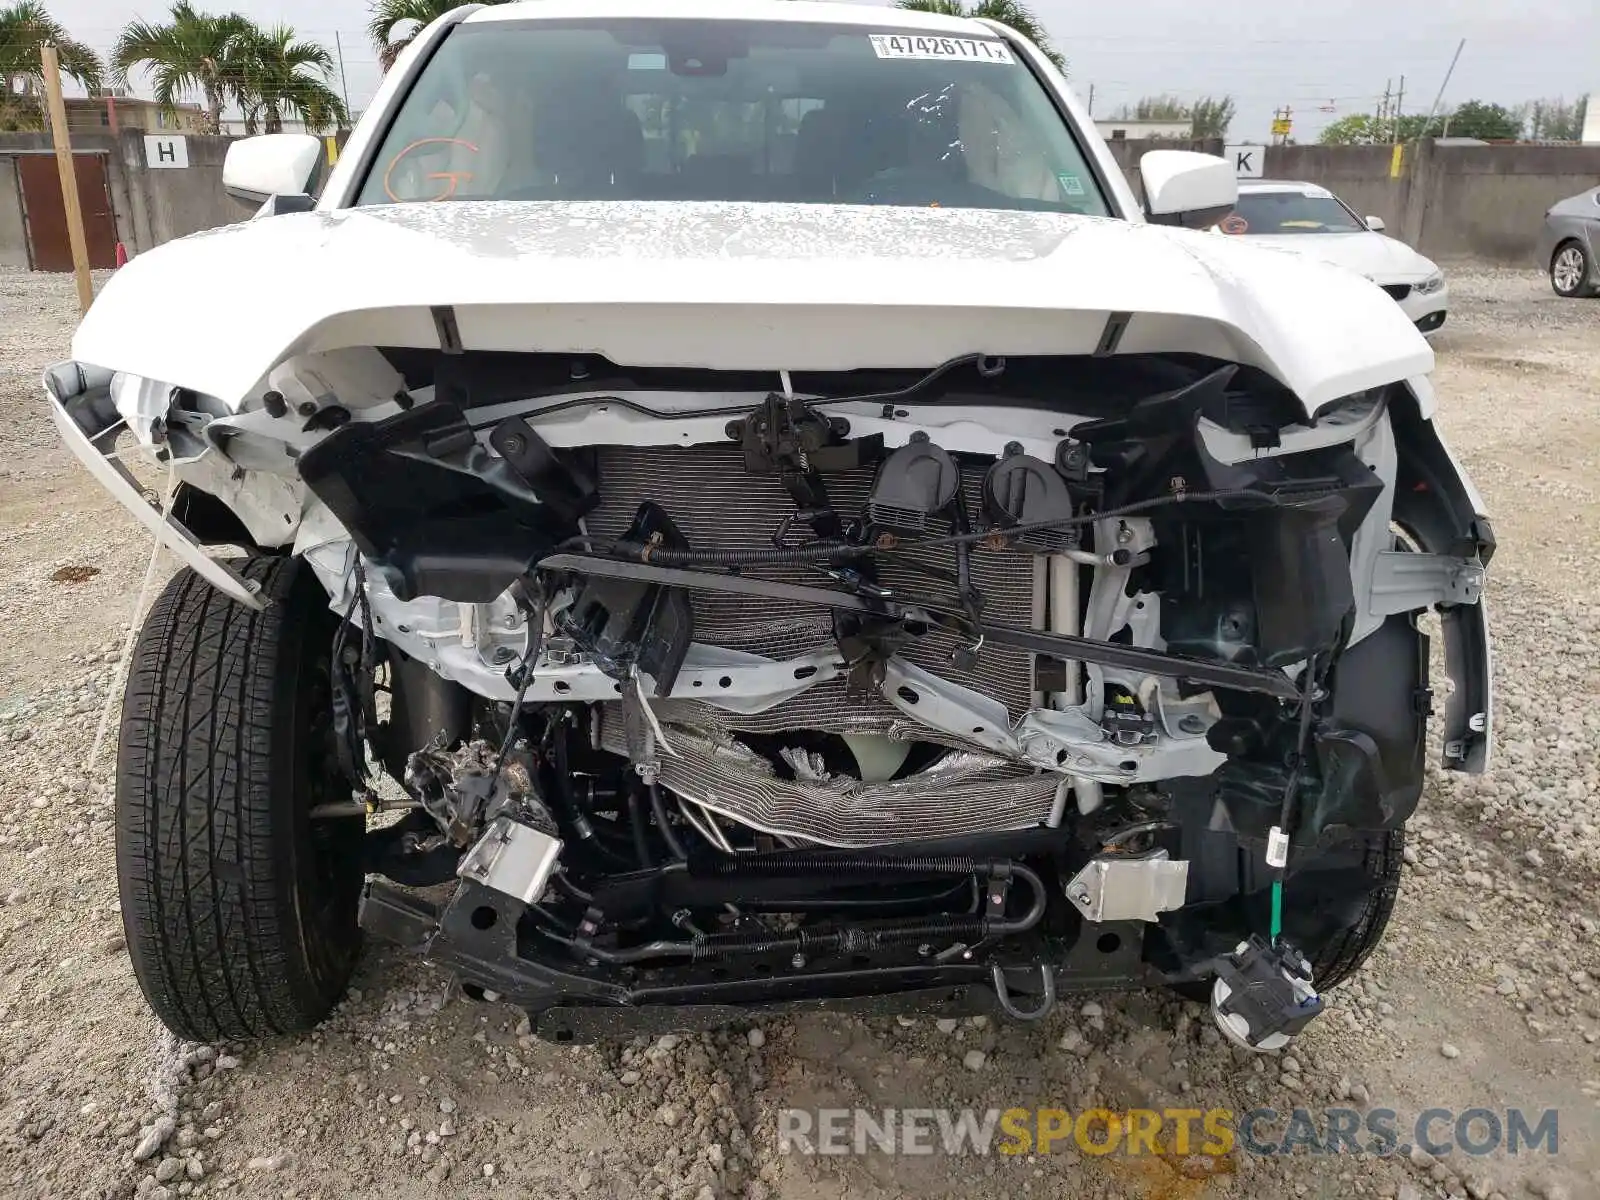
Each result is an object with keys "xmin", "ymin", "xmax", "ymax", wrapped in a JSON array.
[
  {"xmin": 528, "ymin": 902, "xmax": 578, "ymax": 936},
  {"xmin": 469, "ymin": 354, "xmax": 988, "ymax": 434},
  {"xmin": 550, "ymin": 871, "xmax": 593, "ymax": 905},
  {"xmin": 648, "ymin": 783, "xmax": 688, "ymax": 861},
  {"xmin": 543, "ymin": 933, "xmax": 697, "ymax": 963},
  {"xmin": 1276, "ymin": 654, "xmax": 1321, "ymax": 844},
  {"xmin": 717, "ymin": 855, "xmax": 1049, "ymax": 935},
  {"xmin": 703, "ymin": 851, "xmax": 980, "ymax": 878},
  {"xmin": 697, "ymin": 852, "xmax": 1051, "ymax": 931},
  {"xmin": 485, "ymin": 590, "xmax": 546, "ymax": 798},
  {"xmin": 873, "ymin": 489, "xmax": 1286, "ymax": 551},
  {"xmin": 549, "ymin": 733, "xmax": 634, "ymax": 869},
  {"xmin": 555, "ymin": 536, "xmax": 858, "ymax": 566},
  {"xmin": 556, "ymin": 488, "xmax": 1284, "ymax": 570},
  {"xmin": 554, "ymin": 860, "xmax": 1048, "ymax": 966},
  {"xmin": 689, "ymin": 916, "xmax": 989, "ymax": 961},
  {"xmin": 625, "ymin": 787, "xmax": 655, "ymax": 870},
  {"xmin": 736, "ymin": 878, "xmax": 976, "ymax": 914}
]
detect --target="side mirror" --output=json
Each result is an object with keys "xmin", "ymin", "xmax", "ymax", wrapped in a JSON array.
[
  {"xmin": 1365, "ymin": 215, "xmax": 1386, "ymax": 232},
  {"xmin": 1139, "ymin": 150, "xmax": 1238, "ymax": 229},
  {"xmin": 223, "ymin": 134, "xmax": 324, "ymax": 209}
]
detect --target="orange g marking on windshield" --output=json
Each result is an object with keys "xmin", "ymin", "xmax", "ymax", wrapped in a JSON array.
[{"xmin": 382, "ymin": 137, "xmax": 480, "ymax": 202}]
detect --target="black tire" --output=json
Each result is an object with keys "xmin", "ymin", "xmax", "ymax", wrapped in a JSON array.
[
  {"xmin": 116, "ymin": 556, "xmax": 362, "ymax": 1040},
  {"xmin": 1300, "ymin": 826, "xmax": 1403, "ymax": 989},
  {"xmin": 1550, "ymin": 240, "xmax": 1597, "ymax": 299},
  {"xmin": 1168, "ymin": 826, "xmax": 1403, "ymax": 1003}
]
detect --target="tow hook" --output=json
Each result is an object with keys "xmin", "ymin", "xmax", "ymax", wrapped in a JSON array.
[{"xmin": 991, "ymin": 962, "xmax": 1057, "ymax": 1022}]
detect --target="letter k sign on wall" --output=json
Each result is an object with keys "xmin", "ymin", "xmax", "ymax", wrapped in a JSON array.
[
  {"xmin": 144, "ymin": 136, "xmax": 189, "ymax": 169},
  {"xmin": 1224, "ymin": 144, "xmax": 1265, "ymax": 178}
]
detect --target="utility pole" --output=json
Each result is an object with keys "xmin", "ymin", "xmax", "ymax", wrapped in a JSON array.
[
  {"xmin": 1419, "ymin": 39, "xmax": 1466, "ymax": 140},
  {"xmin": 334, "ymin": 31, "xmax": 352, "ymax": 124},
  {"xmin": 1393, "ymin": 74, "xmax": 1406, "ymax": 142},
  {"xmin": 40, "ymin": 44, "xmax": 93, "ymax": 314},
  {"xmin": 1086, "ymin": 82, "xmax": 1095, "ymax": 115},
  {"xmin": 1270, "ymin": 105, "xmax": 1293, "ymax": 145}
]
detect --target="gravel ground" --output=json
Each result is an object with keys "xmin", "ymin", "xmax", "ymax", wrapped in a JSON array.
[{"xmin": 1, "ymin": 264, "xmax": 1597, "ymax": 1200}]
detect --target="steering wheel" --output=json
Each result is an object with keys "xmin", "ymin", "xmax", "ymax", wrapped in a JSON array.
[{"xmin": 382, "ymin": 137, "xmax": 480, "ymax": 202}]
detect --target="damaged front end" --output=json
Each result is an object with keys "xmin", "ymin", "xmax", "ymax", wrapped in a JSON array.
[{"xmin": 46, "ymin": 341, "xmax": 1491, "ymax": 1044}]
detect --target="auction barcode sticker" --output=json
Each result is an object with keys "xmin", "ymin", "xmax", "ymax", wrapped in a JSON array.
[{"xmin": 868, "ymin": 34, "xmax": 1015, "ymax": 63}]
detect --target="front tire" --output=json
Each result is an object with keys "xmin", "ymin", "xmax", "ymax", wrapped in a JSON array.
[
  {"xmin": 1293, "ymin": 827, "xmax": 1404, "ymax": 989},
  {"xmin": 1166, "ymin": 826, "xmax": 1404, "ymax": 1003},
  {"xmin": 116, "ymin": 556, "xmax": 362, "ymax": 1040},
  {"xmin": 1550, "ymin": 240, "xmax": 1596, "ymax": 298}
]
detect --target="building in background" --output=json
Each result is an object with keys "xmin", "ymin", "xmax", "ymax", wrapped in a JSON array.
[
  {"xmin": 218, "ymin": 117, "xmax": 355, "ymax": 137},
  {"xmin": 1094, "ymin": 117, "xmax": 1193, "ymax": 141},
  {"xmin": 64, "ymin": 90, "xmax": 206, "ymax": 135}
]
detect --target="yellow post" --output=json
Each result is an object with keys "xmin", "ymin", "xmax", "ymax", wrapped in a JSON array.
[
  {"xmin": 1389, "ymin": 142, "xmax": 1405, "ymax": 180},
  {"xmin": 40, "ymin": 43, "xmax": 94, "ymax": 314}
]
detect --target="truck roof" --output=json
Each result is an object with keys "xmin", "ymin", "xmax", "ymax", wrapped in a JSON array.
[{"xmin": 466, "ymin": 0, "xmax": 997, "ymax": 36}]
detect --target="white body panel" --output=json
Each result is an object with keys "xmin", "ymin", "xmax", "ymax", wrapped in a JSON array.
[
  {"xmin": 72, "ymin": 200, "xmax": 1431, "ymax": 416},
  {"xmin": 46, "ymin": 0, "xmax": 1490, "ymax": 788}
]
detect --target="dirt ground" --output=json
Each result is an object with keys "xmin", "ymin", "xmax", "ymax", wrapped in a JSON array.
[{"xmin": 0, "ymin": 265, "xmax": 1597, "ymax": 1200}]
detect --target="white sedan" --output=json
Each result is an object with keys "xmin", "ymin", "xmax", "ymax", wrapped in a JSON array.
[{"xmin": 1219, "ymin": 180, "xmax": 1448, "ymax": 335}]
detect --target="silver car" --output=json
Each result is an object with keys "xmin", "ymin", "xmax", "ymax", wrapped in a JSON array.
[{"xmin": 1538, "ymin": 186, "xmax": 1600, "ymax": 298}]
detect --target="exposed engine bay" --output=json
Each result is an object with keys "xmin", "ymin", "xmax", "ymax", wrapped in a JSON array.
[{"xmin": 48, "ymin": 342, "xmax": 1493, "ymax": 1042}]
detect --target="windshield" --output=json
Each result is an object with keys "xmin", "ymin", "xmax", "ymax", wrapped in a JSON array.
[
  {"xmin": 354, "ymin": 18, "xmax": 1109, "ymax": 215},
  {"xmin": 1223, "ymin": 189, "xmax": 1366, "ymax": 234}
]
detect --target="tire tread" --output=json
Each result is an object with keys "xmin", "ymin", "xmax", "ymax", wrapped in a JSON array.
[{"xmin": 116, "ymin": 558, "xmax": 354, "ymax": 1041}]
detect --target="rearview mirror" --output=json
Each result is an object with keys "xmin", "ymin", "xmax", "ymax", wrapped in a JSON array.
[
  {"xmin": 1365, "ymin": 215, "xmax": 1386, "ymax": 232},
  {"xmin": 1139, "ymin": 150, "xmax": 1238, "ymax": 229},
  {"xmin": 223, "ymin": 134, "xmax": 324, "ymax": 209}
]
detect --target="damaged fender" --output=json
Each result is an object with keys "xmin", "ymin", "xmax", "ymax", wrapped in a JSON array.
[{"xmin": 43, "ymin": 361, "xmax": 265, "ymax": 609}]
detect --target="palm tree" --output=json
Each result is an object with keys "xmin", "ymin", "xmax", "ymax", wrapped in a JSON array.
[
  {"xmin": 894, "ymin": 0, "xmax": 1065, "ymax": 72},
  {"xmin": 229, "ymin": 24, "xmax": 347, "ymax": 134},
  {"xmin": 112, "ymin": 2, "xmax": 250, "ymax": 134},
  {"xmin": 0, "ymin": 0, "xmax": 102, "ymax": 129},
  {"xmin": 368, "ymin": 0, "xmax": 510, "ymax": 71}
]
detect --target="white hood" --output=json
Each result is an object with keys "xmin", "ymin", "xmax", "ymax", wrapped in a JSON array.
[
  {"xmin": 74, "ymin": 201, "xmax": 1432, "ymax": 415},
  {"xmin": 1242, "ymin": 230, "xmax": 1438, "ymax": 283}
]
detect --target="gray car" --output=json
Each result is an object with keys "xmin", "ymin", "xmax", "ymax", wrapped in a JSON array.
[{"xmin": 1538, "ymin": 185, "xmax": 1600, "ymax": 297}]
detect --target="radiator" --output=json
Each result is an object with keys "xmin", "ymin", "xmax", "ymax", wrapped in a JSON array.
[{"xmin": 584, "ymin": 443, "xmax": 1039, "ymax": 737}]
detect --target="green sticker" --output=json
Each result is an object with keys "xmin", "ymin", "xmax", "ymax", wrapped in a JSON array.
[{"xmin": 1056, "ymin": 172, "xmax": 1086, "ymax": 197}]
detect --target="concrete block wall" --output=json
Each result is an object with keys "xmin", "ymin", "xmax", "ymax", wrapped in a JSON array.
[
  {"xmin": 1399, "ymin": 143, "xmax": 1600, "ymax": 263},
  {"xmin": 0, "ymin": 166, "xmax": 27, "ymax": 268},
  {"xmin": 0, "ymin": 129, "xmax": 243, "ymax": 265}
]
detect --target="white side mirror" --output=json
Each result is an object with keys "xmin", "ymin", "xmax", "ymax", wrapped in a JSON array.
[
  {"xmin": 1365, "ymin": 215, "xmax": 1386, "ymax": 232},
  {"xmin": 1140, "ymin": 150, "xmax": 1238, "ymax": 229},
  {"xmin": 223, "ymin": 134, "xmax": 324, "ymax": 208}
]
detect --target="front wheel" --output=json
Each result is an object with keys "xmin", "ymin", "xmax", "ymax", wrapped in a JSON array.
[
  {"xmin": 1291, "ymin": 827, "xmax": 1404, "ymax": 989},
  {"xmin": 116, "ymin": 556, "xmax": 362, "ymax": 1040},
  {"xmin": 1551, "ymin": 241, "xmax": 1596, "ymax": 298},
  {"xmin": 1166, "ymin": 826, "xmax": 1404, "ymax": 1003}
]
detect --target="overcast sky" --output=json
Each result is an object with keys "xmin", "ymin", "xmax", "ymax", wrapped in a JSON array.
[{"xmin": 49, "ymin": 0, "xmax": 1598, "ymax": 142}]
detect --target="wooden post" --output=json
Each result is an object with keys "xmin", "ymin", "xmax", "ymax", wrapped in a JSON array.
[{"xmin": 40, "ymin": 43, "xmax": 94, "ymax": 314}]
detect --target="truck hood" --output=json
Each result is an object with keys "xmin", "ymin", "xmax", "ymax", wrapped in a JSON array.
[{"xmin": 73, "ymin": 200, "xmax": 1432, "ymax": 415}]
